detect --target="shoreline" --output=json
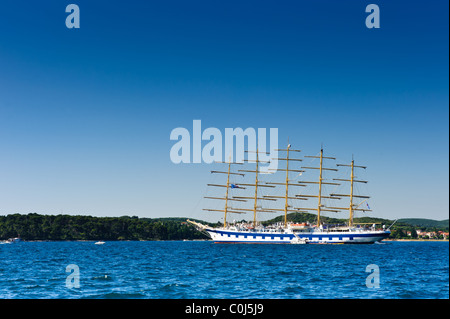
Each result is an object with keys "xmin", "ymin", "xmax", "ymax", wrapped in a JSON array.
[
  {"xmin": 2, "ymin": 238, "xmax": 448, "ymax": 243},
  {"xmin": 1, "ymin": 239, "xmax": 212, "ymax": 243}
]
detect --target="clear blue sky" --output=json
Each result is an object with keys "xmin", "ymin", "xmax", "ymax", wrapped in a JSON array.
[{"xmin": 0, "ymin": 0, "xmax": 448, "ymax": 221}]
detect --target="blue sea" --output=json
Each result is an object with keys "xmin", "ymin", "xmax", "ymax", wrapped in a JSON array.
[{"xmin": 0, "ymin": 241, "xmax": 448, "ymax": 299}]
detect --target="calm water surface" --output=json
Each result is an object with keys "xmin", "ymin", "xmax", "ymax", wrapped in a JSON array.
[{"xmin": 0, "ymin": 241, "xmax": 448, "ymax": 299}]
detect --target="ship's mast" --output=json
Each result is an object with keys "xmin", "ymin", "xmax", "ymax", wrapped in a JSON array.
[
  {"xmin": 235, "ymin": 149, "xmax": 278, "ymax": 227},
  {"xmin": 349, "ymin": 159, "xmax": 355, "ymax": 226},
  {"xmin": 317, "ymin": 148, "xmax": 324, "ymax": 226},
  {"xmin": 253, "ymin": 150, "xmax": 259, "ymax": 227},
  {"xmin": 295, "ymin": 148, "xmax": 340, "ymax": 227},
  {"xmin": 284, "ymin": 145, "xmax": 291, "ymax": 228},
  {"xmin": 223, "ymin": 159, "xmax": 232, "ymax": 227},
  {"xmin": 264, "ymin": 143, "xmax": 304, "ymax": 228},
  {"xmin": 203, "ymin": 159, "xmax": 247, "ymax": 227},
  {"xmin": 331, "ymin": 158, "xmax": 371, "ymax": 227}
]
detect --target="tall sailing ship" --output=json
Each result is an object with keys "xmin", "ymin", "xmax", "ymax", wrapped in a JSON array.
[{"xmin": 188, "ymin": 144, "xmax": 391, "ymax": 244}]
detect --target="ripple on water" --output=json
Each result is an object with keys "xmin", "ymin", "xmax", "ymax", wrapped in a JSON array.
[{"xmin": 91, "ymin": 275, "xmax": 114, "ymax": 281}]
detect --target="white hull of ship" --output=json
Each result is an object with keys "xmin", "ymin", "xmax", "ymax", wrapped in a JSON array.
[{"xmin": 204, "ymin": 227, "xmax": 390, "ymax": 244}]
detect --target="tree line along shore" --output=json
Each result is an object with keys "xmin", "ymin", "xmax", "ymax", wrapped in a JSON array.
[
  {"xmin": 0, "ymin": 214, "xmax": 206, "ymax": 241},
  {"xmin": 0, "ymin": 213, "xmax": 448, "ymax": 241}
]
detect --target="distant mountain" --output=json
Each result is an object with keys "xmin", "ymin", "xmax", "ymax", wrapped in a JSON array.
[
  {"xmin": 262, "ymin": 212, "xmax": 392, "ymax": 226},
  {"xmin": 397, "ymin": 218, "xmax": 449, "ymax": 228},
  {"xmin": 261, "ymin": 213, "xmax": 448, "ymax": 229}
]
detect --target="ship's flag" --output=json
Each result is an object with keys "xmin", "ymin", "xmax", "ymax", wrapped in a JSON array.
[
  {"xmin": 231, "ymin": 184, "xmax": 240, "ymax": 189},
  {"xmin": 367, "ymin": 203, "xmax": 370, "ymax": 209}
]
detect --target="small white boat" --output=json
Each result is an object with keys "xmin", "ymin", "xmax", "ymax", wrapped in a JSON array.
[
  {"xmin": 94, "ymin": 241, "xmax": 106, "ymax": 245},
  {"xmin": 290, "ymin": 235, "xmax": 308, "ymax": 244},
  {"xmin": 7, "ymin": 237, "xmax": 21, "ymax": 243}
]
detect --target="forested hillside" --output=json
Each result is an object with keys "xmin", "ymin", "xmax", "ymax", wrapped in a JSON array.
[{"xmin": 0, "ymin": 213, "xmax": 208, "ymax": 241}]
